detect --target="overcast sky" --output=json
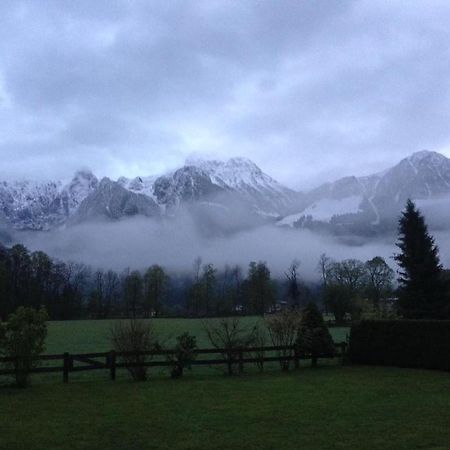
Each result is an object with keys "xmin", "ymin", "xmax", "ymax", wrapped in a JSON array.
[{"xmin": 1, "ymin": 0, "xmax": 450, "ymax": 189}]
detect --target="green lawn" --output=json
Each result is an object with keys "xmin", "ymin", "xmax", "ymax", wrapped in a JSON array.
[
  {"xmin": 1, "ymin": 366, "xmax": 450, "ymax": 450},
  {"xmin": 44, "ymin": 318, "xmax": 349, "ymax": 354}
]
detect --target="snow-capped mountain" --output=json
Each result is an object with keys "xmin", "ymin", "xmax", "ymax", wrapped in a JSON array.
[
  {"xmin": 278, "ymin": 150, "xmax": 450, "ymax": 234},
  {"xmin": 2, "ymin": 151, "xmax": 449, "ymax": 237},
  {"xmin": 191, "ymin": 157, "xmax": 299, "ymax": 216},
  {"xmin": 0, "ymin": 157, "xmax": 298, "ymax": 232},
  {"xmin": 0, "ymin": 170, "xmax": 98, "ymax": 230},
  {"xmin": 118, "ymin": 157, "xmax": 299, "ymax": 217}
]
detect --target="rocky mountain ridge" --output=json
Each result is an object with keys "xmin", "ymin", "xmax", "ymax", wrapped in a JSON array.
[
  {"xmin": 1, "ymin": 151, "xmax": 449, "ymax": 236},
  {"xmin": 279, "ymin": 150, "xmax": 450, "ymax": 234}
]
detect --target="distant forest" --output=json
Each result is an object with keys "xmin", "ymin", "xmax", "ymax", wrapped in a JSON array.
[
  {"xmin": 0, "ymin": 244, "xmax": 312, "ymax": 320},
  {"xmin": 0, "ymin": 242, "xmax": 402, "ymax": 322}
]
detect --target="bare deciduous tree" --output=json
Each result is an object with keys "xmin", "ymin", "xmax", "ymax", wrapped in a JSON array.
[
  {"xmin": 266, "ymin": 309, "xmax": 302, "ymax": 371},
  {"xmin": 285, "ymin": 260, "xmax": 301, "ymax": 309},
  {"xmin": 111, "ymin": 319, "xmax": 159, "ymax": 381},
  {"xmin": 204, "ymin": 317, "xmax": 256, "ymax": 375}
]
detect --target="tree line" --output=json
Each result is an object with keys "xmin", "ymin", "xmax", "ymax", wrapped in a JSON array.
[
  {"xmin": 0, "ymin": 241, "xmax": 398, "ymax": 321},
  {"xmin": 0, "ymin": 246, "xmax": 307, "ymax": 320}
]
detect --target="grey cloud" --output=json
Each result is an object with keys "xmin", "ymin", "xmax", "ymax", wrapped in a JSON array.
[{"xmin": 0, "ymin": 0, "xmax": 450, "ymax": 187}]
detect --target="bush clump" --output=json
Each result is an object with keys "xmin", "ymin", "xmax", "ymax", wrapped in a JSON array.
[
  {"xmin": 349, "ymin": 320, "xmax": 450, "ymax": 371},
  {"xmin": 0, "ymin": 306, "xmax": 48, "ymax": 387},
  {"xmin": 168, "ymin": 332, "xmax": 197, "ymax": 378}
]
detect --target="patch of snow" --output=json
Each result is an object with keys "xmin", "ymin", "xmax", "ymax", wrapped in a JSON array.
[
  {"xmin": 407, "ymin": 157, "xmax": 418, "ymax": 175},
  {"xmin": 117, "ymin": 175, "xmax": 158, "ymax": 201},
  {"xmin": 277, "ymin": 212, "xmax": 306, "ymax": 227},
  {"xmin": 436, "ymin": 168, "xmax": 450, "ymax": 188},
  {"xmin": 191, "ymin": 157, "xmax": 287, "ymax": 194},
  {"xmin": 356, "ymin": 177, "xmax": 380, "ymax": 225},
  {"xmin": 278, "ymin": 195, "xmax": 364, "ymax": 226},
  {"xmin": 302, "ymin": 195, "xmax": 363, "ymax": 222}
]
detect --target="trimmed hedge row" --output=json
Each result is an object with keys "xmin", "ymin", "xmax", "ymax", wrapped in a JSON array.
[{"xmin": 349, "ymin": 320, "xmax": 450, "ymax": 371}]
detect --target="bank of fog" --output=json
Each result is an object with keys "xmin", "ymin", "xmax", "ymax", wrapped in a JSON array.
[{"xmin": 16, "ymin": 216, "xmax": 422, "ymax": 280}]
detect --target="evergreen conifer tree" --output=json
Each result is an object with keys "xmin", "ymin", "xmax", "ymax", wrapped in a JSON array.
[
  {"xmin": 394, "ymin": 199, "xmax": 444, "ymax": 318},
  {"xmin": 297, "ymin": 302, "xmax": 335, "ymax": 367}
]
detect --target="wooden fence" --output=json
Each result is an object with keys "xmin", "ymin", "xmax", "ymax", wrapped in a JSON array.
[{"xmin": 0, "ymin": 342, "xmax": 348, "ymax": 383}]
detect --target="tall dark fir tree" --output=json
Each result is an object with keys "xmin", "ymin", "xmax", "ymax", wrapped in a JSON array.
[{"xmin": 394, "ymin": 199, "xmax": 445, "ymax": 319}]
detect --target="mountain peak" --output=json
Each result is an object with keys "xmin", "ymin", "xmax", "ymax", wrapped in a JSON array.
[
  {"xmin": 66, "ymin": 168, "xmax": 98, "ymax": 191},
  {"xmin": 191, "ymin": 157, "xmax": 266, "ymax": 187},
  {"xmin": 225, "ymin": 157, "xmax": 261, "ymax": 170},
  {"xmin": 72, "ymin": 167, "xmax": 96, "ymax": 179},
  {"xmin": 407, "ymin": 150, "xmax": 447, "ymax": 165},
  {"xmin": 186, "ymin": 156, "xmax": 261, "ymax": 171}
]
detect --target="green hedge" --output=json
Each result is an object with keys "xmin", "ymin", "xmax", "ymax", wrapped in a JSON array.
[{"xmin": 349, "ymin": 320, "xmax": 450, "ymax": 371}]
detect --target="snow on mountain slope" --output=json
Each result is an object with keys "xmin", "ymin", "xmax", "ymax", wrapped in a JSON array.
[
  {"xmin": 277, "ymin": 150, "xmax": 450, "ymax": 233},
  {"xmin": 3, "ymin": 150, "xmax": 450, "ymax": 234},
  {"xmin": 192, "ymin": 157, "xmax": 282, "ymax": 191},
  {"xmin": 118, "ymin": 157, "xmax": 299, "ymax": 217},
  {"xmin": 278, "ymin": 195, "xmax": 363, "ymax": 226},
  {"xmin": 117, "ymin": 175, "xmax": 158, "ymax": 201},
  {"xmin": 0, "ymin": 170, "xmax": 98, "ymax": 230},
  {"xmin": 191, "ymin": 157, "xmax": 299, "ymax": 215},
  {"xmin": 0, "ymin": 157, "xmax": 298, "ymax": 230}
]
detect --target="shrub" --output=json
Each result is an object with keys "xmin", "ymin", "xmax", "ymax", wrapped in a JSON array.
[
  {"xmin": 0, "ymin": 307, "xmax": 48, "ymax": 387},
  {"xmin": 110, "ymin": 319, "xmax": 160, "ymax": 381},
  {"xmin": 349, "ymin": 320, "xmax": 450, "ymax": 371},
  {"xmin": 297, "ymin": 303, "xmax": 335, "ymax": 367},
  {"xmin": 266, "ymin": 309, "xmax": 301, "ymax": 371},
  {"xmin": 204, "ymin": 317, "xmax": 256, "ymax": 375},
  {"xmin": 168, "ymin": 332, "xmax": 197, "ymax": 378}
]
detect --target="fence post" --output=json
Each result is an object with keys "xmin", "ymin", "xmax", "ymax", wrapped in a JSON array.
[
  {"xmin": 294, "ymin": 346, "xmax": 300, "ymax": 369},
  {"xmin": 63, "ymin": 352, "xmax": 70, "ymax": 383},
  {"xmin": 238, "ymin": 348, "xmax": 244, "ymax": 374},
  {"xmin": 226, "ymin": 351, "xmax": 233, "ymax": 376},
  {"xmin": 340, "ymin": 342, "xmax": 348, "ymax": 364},
  {"xmin": 110, "ymin": 350, "xmax": 116, "ymax": 381},
  {"xmin": 343, "ymin": 342, "xmax": 348, "ymax": 355}
]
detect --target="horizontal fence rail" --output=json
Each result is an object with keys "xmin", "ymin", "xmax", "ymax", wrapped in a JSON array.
[{"xmin": 0, "ymin": 342, "xmax": 347, "ymax": 383}]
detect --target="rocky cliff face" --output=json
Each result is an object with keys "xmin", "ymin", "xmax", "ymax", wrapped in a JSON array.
[
  {"xmin": 72, "ymin": 177, "xmax": 160, "ymax": 222},
  {"xmin": 153, "ymin": 166, "xmax": 225, "ymax": 212}
]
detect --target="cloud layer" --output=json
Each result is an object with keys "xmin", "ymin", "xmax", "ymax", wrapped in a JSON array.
[
  {"xmin": 19, "ymin": 216, "xmax": 401, "ymax": 280},
  {"xmin": 1, "ymin": 1, "xmax": 450, "ymax": 188}
]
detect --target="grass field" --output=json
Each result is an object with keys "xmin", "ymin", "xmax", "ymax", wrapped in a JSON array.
[
  {"xmin": 1, "ymin": 365, "xmax": 450, "ymax": 450},
  {"xmin": 44, "ymin": 318, "xmax": 350, "ymax": 354}
]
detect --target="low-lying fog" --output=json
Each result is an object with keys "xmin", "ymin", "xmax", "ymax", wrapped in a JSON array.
[{"xmin": 15, "ymin": 214, "xmax": 450, "ymax": 279}]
